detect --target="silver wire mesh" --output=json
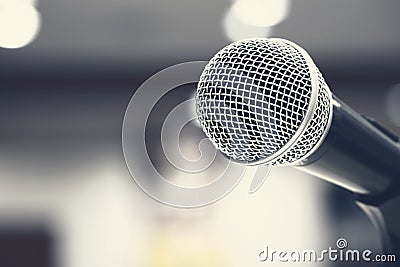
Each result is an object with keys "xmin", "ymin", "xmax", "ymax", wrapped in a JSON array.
[
  {"xmin": 270, "ymin": 70, "xmax": 331, "ymax": 165},
  {"xmin": 196, "ymin": 38, "xmax": 331, "ymax": 165}
]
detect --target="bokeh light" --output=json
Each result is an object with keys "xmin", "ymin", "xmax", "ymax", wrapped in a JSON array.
[
  {"xmin": 0, "ymin": 0, "xmax": 38, "ymax": 5},
  {"xmin": 0, "ymin": 2, "xmax": 41, "ymax": 49},
  {"xmin": 231, "ymin": 0, "xmax": 290, "ymax": 27},
  {"xmin": 385, "ymin": 84, "xmax": 400, "ymax": 127},
  {"xmin": 223, "ymin": 6, "xmax": 272, "ymax": 42}
]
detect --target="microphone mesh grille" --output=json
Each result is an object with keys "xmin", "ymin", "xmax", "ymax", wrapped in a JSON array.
[
  {"xmin": 196, "ymin": 38, "xmax": 331, "ymax": 165},
  {"xmin": 272, "ymin": 70, "xmax": 331, "ymax": 165}
]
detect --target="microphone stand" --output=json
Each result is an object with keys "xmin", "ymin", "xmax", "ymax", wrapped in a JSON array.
[{"xmin": 356, "ymin": 194, "xmax": 400, "ymax": 266}]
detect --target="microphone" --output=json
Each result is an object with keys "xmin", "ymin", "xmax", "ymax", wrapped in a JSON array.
[{"xmin": 195, "ymin": 38, "xmax": 400, "ymax": 203}]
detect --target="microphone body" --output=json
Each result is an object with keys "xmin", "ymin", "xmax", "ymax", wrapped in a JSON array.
[{"xmin": 297, "ymin": 95, "xmax": 400, "ymax": 200}]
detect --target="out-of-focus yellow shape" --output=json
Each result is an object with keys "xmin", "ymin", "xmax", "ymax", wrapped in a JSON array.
[
  {"xmin": 0, "ymin": 2, "xmax": 41, "ymax": 49},
  {"xmin": 231, "ymin": 0, "xmax": 290, "ymax": 27},
  {"xmin": 223, "ymin": 5, "xmax": 271, "ymax": 41},
  {"xmin": 146, "ymin": 233, "xmax": 227, "ymax": 267}
]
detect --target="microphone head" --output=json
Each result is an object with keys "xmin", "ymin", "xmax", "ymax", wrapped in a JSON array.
[{"xmin": 196, "ymin": 38, "xmax": 333, "ymax": 166}]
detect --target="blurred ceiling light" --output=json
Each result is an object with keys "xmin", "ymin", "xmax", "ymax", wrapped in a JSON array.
[
  {"xmin": 0, "ymin": 0, "xmax": 38, "ymax": 6},
  {"xmin": 231, "ymin": 0, "xmax": 290, "ymax": 27},
  {"xmin": 223, "ymin": 6, "xmax": 271, "ymax": 42},
  {"xmin": 385, "ymin": 84, "xmax": 400, "ymax": 127},
  {"xmin": 0, "ymin": 2, "xmax": 41, "ymax": 49}
]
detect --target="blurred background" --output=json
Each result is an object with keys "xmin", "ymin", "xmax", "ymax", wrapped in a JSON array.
[{"xmin": 0, "ymin": 0, "xmax": 399, "ymax": 266}]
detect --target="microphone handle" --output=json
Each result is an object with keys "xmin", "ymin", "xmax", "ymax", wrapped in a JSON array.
[
  {"xmin": 297, "ymin": 95, "xmax": 400, "ymax": 262},
  {"xmin": 298, "ymin": 95, "xmax": 400, "ymax": 202}
]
